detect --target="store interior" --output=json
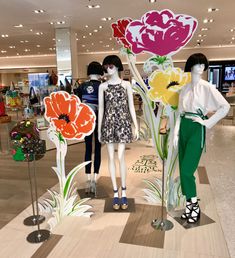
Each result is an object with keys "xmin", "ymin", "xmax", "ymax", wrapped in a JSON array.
[{"xmin": 0, "ymin": 1, "xmax": 235, "ymax": 258}]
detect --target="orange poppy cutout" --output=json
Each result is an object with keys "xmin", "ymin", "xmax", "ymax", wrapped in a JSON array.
[{"xmin": 44, "ymin": 91, "xmax": 96, "ymax": 139}]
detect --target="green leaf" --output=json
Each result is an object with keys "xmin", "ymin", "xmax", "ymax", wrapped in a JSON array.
[
  {"xmin": 58, "ymin": 132, "xmax": 65, "ymax": 143},
  {"xmin": 126, "ymin": 48, "xmax": 133, "ymax": 55},
  {"xmin": 63, "ymin": 161, "xmax": 91, "ymax": 198}
]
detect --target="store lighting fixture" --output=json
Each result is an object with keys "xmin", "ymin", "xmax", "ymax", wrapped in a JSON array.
[
  {"xmin": 197, "ymin": 39, "xmax": 204, "ymax": 42},
  {"xmin": 201, "ymin": 28, "xmax": 209, "ymax": 31},
  {"xmin": 50, "ymin": 22, "xmax": 54, "ymax": 25},
  {"xmin": 36, "ymin": 32, "xmax": 43, "ymax": 35},
  {"xmin": 14, "ymin": 24, "xmax": 23, "ymax": 28},
  {"xmin": 86, "ymin": 49, "xmax": 89, "ymax": 52},
  {"xmin": 76, "ymin": 38, "xmax": 79, "ymax": 41},
  {"xmin": 87, "ymin": 5, "xmax": 100, "ymax": 9},
  {"xmin": 82, "ymin": 35, "xmax": 86, "ymax": 38},
  {"xmin": 99, "ymin": 25, "xmax": 103, "ymax": 29},
  {"xmin": 149, "ymin": 0, "xmax": 157, "ymax": 3},
  {"xmin": 99, "ymin": 40, "xmax": 103, "ymax": 43},
  {"xmin": 36, "ymin": 45, "xmax": 41, "ymax": 47},
  {"xmin": 52, "ymin": 38, "xmax": 55, "ymax": 41},
  {"xmin": 9, "ymin": 46, "xmax": 15, "ymax": 48},
  {"xmin": 230, "ymin": 29, "xmax": 234, "ymax": 32},
  {"xmin": 1, "ymin": 34, "xmax": 9, "ymax": 38},
  {"xmin": 91, "ymin": 43, "xmax": 94, "ymax": 45},
  {"xmin": 101, "ymin": 17, "xmax": 113, "ymax": 21},
  {"xmin": 198, "ymin": 34, "xmax": 206, "ymax": 37},
  {"xmin": 82, "ymin": 45, "xmax": 86, "ymax": 47},
  {"xmin": 89, "ymin": 33, "xmax": 92, "ymax": 36},
  {"xmin": 208, "ymin": 8, "xmax": 219, "ymax": 12},
  {"xmin": 56, "ymin": 21, "xmax": 65, "ymax": 25},
  {"xmin": 85, "ymin": 25, "xmax": 89, "ymax": 28},
  {"xmin": 105, "ymin": 44, "xmax": 110, "ymax": 47},
  {"xmin": 203, "ymin": 18, "xmax": 213, "ymax": 23},
  {"xmin": 93, "ymin": 29, "xmax": 98, "ymax": 33},
  {"xmin": 24, "ymin": 49, "xmax": 30, "ymax": 52},
  {"xmin": 34, "ymin": 10, "xmax": 45, "ymax": 13},
  {"xmin": 1, "ymin": 50, "xmax": 7, "ymax": 53},
  {"xmin": 16, "ymin": 53, "xmax": 20, "ymax": 55},
  {"xmin": 30, "ymin": 29, "xmax": 33, "ymax": 32}
]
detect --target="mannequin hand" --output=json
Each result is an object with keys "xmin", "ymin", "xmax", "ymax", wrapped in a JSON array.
[
  {"xmin": 191, "ymin": 117, "xmax": 209, "ymax": 128},
  {"xmin": 173, "ymin": 134, "xmax": 179, "ymax": 149},
  {"xmin": 134, "ymin": 127, "xmax": 139, "ymax": 141}
]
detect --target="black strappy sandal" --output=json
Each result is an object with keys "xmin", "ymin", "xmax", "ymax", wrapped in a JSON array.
[
  {"xmin": 181, "ymin": 201, "xmax": 192, "ymax": 219},
  {"xmin": 187, "ymin": 202, "xmax": 201, "ymax": 223}
]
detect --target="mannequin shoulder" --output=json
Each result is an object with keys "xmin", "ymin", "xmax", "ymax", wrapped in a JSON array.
[
  {"xmin": 122, "ymin": 80, "xmax": 132, "ymax": 90},
  {"xmin": 99, "ymin": 82, "xmax": 108, "ymax": 91}
]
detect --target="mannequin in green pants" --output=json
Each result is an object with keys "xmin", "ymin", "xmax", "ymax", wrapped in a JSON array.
[{"xmin": 173, "ymin": 53, "xmax": 230, "ymax": 223}]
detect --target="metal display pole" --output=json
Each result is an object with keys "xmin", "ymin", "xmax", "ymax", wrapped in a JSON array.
[
  {"xmin": 23, "ymin": 160, "xmax": 45, "ymax": 226},
  {"xmin": 26, "ymin": 154, "xmax": 50, "ymax": 243},
  {"xmin": 151, "ymin": 157, "xmax": 174, "ymax": 231}
]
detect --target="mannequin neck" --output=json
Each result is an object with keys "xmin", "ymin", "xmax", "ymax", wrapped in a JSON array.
[
  {"xmin": 191, "ymin": 73, "xmax": 202, "ymax": 87},
  {"xmin": 107, "ymin": 71, "xmax": 122, "ymax": 84},
  {"xmin": 89, "ymin": 74, "xmax": 100, "ymax": 81}
]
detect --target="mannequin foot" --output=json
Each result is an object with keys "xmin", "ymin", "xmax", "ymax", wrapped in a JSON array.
[
  {"xmin": 187, "ymin": 200, "xmax": 200, "ymax": 223},
  {"xmin": 181, "ymin": 200, "xmax": 192, "ymax": 220},
  {"xmin": 121, "ymin": 187, "xmax": 128, "ymax": 210},
  {"xmin": 113, "ymin": 189, "xmax": 120, "ymax": 210},
  {"xmin": 85, "ymin": 180, "xmax": 91, "ymax": 194},
  {"xmin": 90, "ymin": 180, "xmax": 97, "ymax": 197}
]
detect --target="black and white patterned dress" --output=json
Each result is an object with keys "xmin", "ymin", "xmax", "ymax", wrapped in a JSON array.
[{"xmin": 101, "ymin": 83, "xmax": 133, "ymax": 143}]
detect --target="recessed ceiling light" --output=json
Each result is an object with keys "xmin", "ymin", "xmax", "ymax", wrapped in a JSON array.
[
  {"xmin": 36, "ymin": 45, "xmax": 41, "ymax": 47},
  {"xmin": 99, "ymin": 40, "xmax": 103, "ymax": 43},
  {"xmin": 89, "ymin": 33, "xmax": 92, "ymax": 36},
  {"xmin": 82, "ymin": 35, "xmax": 86, "ymax": 38},
  {"xmin": 203, "ymin": 18, "xmax": 213, "ymax": 23},
  {"xmin": 112, "ymin": 48, "xmax": 114, "ymax": 51},
  {"xmin": 91, "ymin": 43, "xmax": 94, "ymax": 46},
  {"xmin": 50, "ymin": 22, "xmax": 54, "ymax": 25},
  {"xmin": 230, "ymin": 41, "xmax": 233, "ymax": 44},
  {"xmin": 109, "ymin": 37, "xmax": 112, "ymax": 40},
  {"xmin": 1, "ymin": 34, "xmax": 9, "ymax": 38},
  {"xmin": 56, "ymin": 21, "xmax": 65, "ymax": 25},
  {"xmin": 208, "ymin": 8, "xmax": 219, "ymax": 12},
  {"xmin": 85, "ymin": 25, "xmax": 89, "ymax": 28},
  {"xmin": 101, "ymin": 17, "xmax": 113, "ymax": 21},
  {"xmin": 14, "ymin": 24, "xmax": 23, "ymax": 28},
  {"xmin": 16, "ymin": 53, "xmax": 20, "ymax": 55},
  {"xmin": 232, "ymin": 37, "xmax": 235, "ymax": 40},
  {"xmin": 82, "ymin": 45, "xmax": 86, "ymax": 47},
  {"xmin": 230, "ymin": 29, "xmax": 234, "ymax": 32},
  {"xmin": 93, "ymin": 29, "xmax": 98, "ymax": 33},
  {"xmin": 36, "ymin": 32, "xmax": 43, "ymax": 35},
  {"xmin": 30, "ymin": 29, "xmax": 33, "ymax": 32},
  {"xmin": 9, "ymin": 46, "xmax": 15, "ymax": 48},
  {"xmin": 86, "ymin": 49, "xmax": 89, "ymax": 52},
  {"xmin": 87, "ymin": 5, "xmax": 100, "ymax": 9},
  {"xmin": 209, "ymin": 19, "xmax": 214, "ymax": 22},
  {"xmin": 149, "ymin": 0, "xmax": 157, "ymax": 2},
  {"xmin": 99, "ymin": 25, "xmax": 103, "ymax": 29},
  {"xmin": 24, "ymin": 49, "xmax": 30, "ymax": 52},
  {"xmin": 34, "ymin": 10, "xmax": 45, "ymax": 13},
  {"xmin": 1, "ymin": 50, "xmax": 7, "ymax": 53},
  {"xmin": 104, "ymin": 44, "xmax": 110, "ymax": 47},
  {"xmin": 76, "ymin": 38, "xmax": 79, "ymax": 41},
  {"xmin": 201, "ymin": 28, "xmax": 209, "ymax": 31},
  {"xmin": 197, "ymin": 39, "xmax": 204, "ymax": 42}
]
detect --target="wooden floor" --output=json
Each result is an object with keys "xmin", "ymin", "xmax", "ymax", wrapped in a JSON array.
[{"xmin": 0, "ymin": 127, "xmax": 233, "ymax": 258}]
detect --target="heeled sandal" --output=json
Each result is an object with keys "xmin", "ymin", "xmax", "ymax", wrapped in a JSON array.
[
  {"xmin": 121, "ymin": 187, "xmax": 128, "ymax": 210},
  {"xmin": 181, "ymin": 201, "xmax": 192, "ymax": 219},
  {"xmin": 112, "ymin": 189, "xmax": 120, "ymax": 210},
  {"xmin": 187, "ymin": 202, "xmax": 201, "ymax": 223}
]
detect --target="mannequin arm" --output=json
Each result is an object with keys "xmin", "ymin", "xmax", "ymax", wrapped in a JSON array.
[
  {"xmin": 98, "ymin": 83, "xmax": 105, "ymax": 142},
  {"xmin": 126, "ymin": 82, "xmax": 139, "ymax": 140}
]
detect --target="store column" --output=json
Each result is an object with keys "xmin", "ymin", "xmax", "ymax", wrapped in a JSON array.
[{"xmin": 55, "ymin": 28, "xmax": 78, "ymax": 85}]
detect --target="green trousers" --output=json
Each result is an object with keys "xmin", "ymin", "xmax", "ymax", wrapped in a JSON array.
[{"xmin": 179, "ymin": 116, "xmax": 205, "ymax": 199}]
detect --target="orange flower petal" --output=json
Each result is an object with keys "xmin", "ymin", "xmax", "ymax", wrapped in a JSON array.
[
  {"xmin": 51, "ymin": 92, "xmax": 70, "ymax": 116},
  {"xmin": 44, "ymin": 98, "xmax": 59, "ymax": 120},
  {"xmin": 61, "ymin": 122, "xmax": 76, "ymax": 138}
]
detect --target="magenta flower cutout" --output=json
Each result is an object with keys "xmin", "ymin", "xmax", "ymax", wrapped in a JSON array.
[{"xmin": 125, "ymin": 10, "xmax": 198, "ymax": 56}]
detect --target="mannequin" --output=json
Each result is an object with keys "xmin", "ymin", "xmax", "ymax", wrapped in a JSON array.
[
  {"xmin": 77, "ymin": 61, "xmax": 104, "ymax": 195},
  {"xmin": 174, "ymin": 53, "xmax": 230, "ymax": 223},
  {"xmin": 98, "ymin": 55, "xmax": 139, "ymax": 210}
]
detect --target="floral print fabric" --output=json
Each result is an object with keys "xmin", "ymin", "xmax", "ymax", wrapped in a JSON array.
[{"xmin": 101, "ymin": 83, "xmax": 132, "ymax": 143}]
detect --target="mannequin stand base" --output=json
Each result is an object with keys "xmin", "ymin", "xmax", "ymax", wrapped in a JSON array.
[
  {"xmin": 151, "ymin": 219, "xmax": 174, "ymax": 231},
  {"xmin": 24, "ymin": 215, "xmax": 45, "ymax": 226},
  {"xmin": 27, "ymin": 229, "xmax": 51, "ymax": 243}
]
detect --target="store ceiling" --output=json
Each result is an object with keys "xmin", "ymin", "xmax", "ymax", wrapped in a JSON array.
[{"xmin": 0, "ymin": 0, "xmax": 234, "ymax": 58}]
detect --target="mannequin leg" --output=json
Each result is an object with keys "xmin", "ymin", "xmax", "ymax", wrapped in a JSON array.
[
  {"xmin": 107, "ymin": 143, "xmax": 120, "ymax": 210},
  {"xmin": 94, "ymin": 124, "xmax": 101, "ymax": 181},
  {"xmin": 117, "ymin": 143, "xmax": 126, "ymax": 196},
  {"xmin": 118, "ymin": 143, "xmax": 128, "ymax": 209},
  {"xmin": 106, "ymin": 143, "xmax": 118, "ymax": 193},
  {"xmin": 84, "ymin": 133, "xmax": 93, "ymax": 193}
]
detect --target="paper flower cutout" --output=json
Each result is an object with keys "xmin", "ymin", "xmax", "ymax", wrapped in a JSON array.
[
  {"xmin": 148, "ymin": 68, "xmax": 191, "ymax": 107},
  {"xmin": 125, "ymin": 9, "xmax": 197, "ymax": 56},
  {"xmin": 111, "ymin": 18, "xmax": 132, "ymax": 49},
  {"xmin": 44, "ymin": 91, "xmax": 96, "ymax": 139}
]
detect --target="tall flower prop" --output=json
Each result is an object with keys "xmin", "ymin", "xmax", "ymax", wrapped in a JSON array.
[
  {"xmin": 40, "ymin": 91, "xmax": 96, "ymax": 229},
  {"xmin": 112, "ymin": 9, "xmax": 197, "ymax": 211}
]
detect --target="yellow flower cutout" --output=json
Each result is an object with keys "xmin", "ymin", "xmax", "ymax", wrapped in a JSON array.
[{"xmin": 148, "ymin": 67, "xmax": 191, "ymax": 107}]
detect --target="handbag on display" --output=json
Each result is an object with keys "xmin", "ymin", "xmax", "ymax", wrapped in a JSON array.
[
  {"xmin": 29, "ymin": 87, "xmax": 39, "ymax": 105},
  {"xmin": 10, "ymin": 120, "xmax": 46, "ymax": 161}
]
